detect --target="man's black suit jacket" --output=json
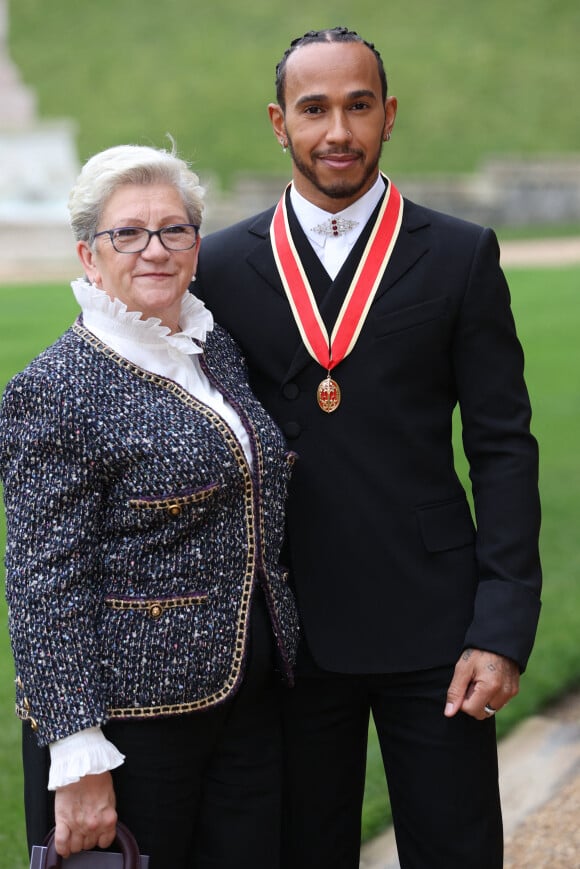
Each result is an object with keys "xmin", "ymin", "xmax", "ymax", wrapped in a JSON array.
[{"xmin": 196, "ymin": 195, "xmax": 542, "ymax": 675}]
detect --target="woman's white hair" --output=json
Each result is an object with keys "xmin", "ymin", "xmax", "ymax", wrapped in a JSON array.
[{"xmin": 68, "ymin": 142, "xmax": 205, "ymax": 243}]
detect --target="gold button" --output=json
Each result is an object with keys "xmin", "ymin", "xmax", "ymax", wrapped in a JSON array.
[
  {"xmin": 149, "ymin": 603, "xmax": 164, "ymax": 619},
  {"xmin": 167, "ymin": 504, "xmax": 182, "ymax": 517}
]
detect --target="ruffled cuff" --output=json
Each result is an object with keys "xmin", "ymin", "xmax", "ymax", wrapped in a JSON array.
[{"xmin": 48, "ymin": 726, "xmax": 125, "ymax": 791}]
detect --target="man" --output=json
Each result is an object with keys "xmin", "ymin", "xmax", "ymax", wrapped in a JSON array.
[{"xmin": 195, "ymin": 27, "xmax": 541, "ymax": 869}]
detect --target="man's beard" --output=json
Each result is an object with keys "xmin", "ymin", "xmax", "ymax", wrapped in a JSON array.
[{"xmin": 287, "ymin": 138, "xmax": 384, "ymax": 201}]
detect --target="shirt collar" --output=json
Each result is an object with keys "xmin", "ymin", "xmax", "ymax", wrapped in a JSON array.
[{"xmin": 289, "ymin": 174, "xmax": 387, "ymax": 250}]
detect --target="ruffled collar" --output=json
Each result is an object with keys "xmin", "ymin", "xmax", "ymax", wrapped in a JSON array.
[{"xmin": 71, "ymin": 278, "xmax": 214, "ymax": 356}]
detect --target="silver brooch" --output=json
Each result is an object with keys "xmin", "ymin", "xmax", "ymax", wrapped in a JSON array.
[{"xmin": 310, "ymin": 217, "xmax": 359, "ymax": 237}]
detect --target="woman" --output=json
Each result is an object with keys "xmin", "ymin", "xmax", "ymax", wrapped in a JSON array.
[{"xmin": 0, "ymin": 144, "xmax": 299, "ymax": 869}]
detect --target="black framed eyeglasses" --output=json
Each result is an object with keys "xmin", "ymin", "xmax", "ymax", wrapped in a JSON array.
[{"xmin": 93, "ymin": 224, "xmax": 200, "ymax": 253}]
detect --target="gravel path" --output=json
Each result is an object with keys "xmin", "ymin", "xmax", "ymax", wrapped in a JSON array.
[
  {"xmin": 503, "ymin": 691, "xmax": 580, "ymax": 868},
  {"xmin": 505, "ymin": 771, "xmax": 580, "ymax": 867}
]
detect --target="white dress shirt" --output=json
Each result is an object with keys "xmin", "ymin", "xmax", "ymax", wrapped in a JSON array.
[
  {"xmin": 48, "ymin": 279, "xmax": 253, "ymax": 790},
  {"xmin": 289, "ymin": 174, "xmax": 386, "ymax": 279}
]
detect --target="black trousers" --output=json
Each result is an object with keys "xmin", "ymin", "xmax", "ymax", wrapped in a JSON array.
[
  {"xmin": 23, "ymin": 592, "xmax": 284, "ymax": 869},
  {"xmin": 281, "ymin": 657, "xmax": 503, "ymax": 869}
]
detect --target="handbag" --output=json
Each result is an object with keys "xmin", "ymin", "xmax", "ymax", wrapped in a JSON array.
[{"xmin": 29, "ymin": 821, "xmax": 149, "ymax": 869}]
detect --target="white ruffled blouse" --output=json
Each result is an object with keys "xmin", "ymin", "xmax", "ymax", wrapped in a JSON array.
[
  {"xmin": 72, "ymin": 279, "xmax": 252, "ymax": 466},
  {"xmin": 48, "ymin": 279, "xmax": 253, "ymax": 790}
]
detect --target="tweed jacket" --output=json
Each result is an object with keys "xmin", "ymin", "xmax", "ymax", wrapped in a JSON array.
[{"xmin": 0, "ymin": 318, "xmax": 299, "ymax": 747}]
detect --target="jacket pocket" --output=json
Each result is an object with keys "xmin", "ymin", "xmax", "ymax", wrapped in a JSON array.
[
  {"xmin": 128, "ymin": 483, "xmax": 220, "ymax": 518},
  {"xmin": 416, "ymin": 497, "xmax": 475, "ymax": 552},
  {"xmin": 104, "ymin": 590, "xmax": 209, "ymax": 620},
  {"xmin": 101, "ymin": 590, "xmax": 212, "ymax": 714},
  {"xmin": 374, "ymin": 296, "xmax": 448, "ymax": 338}
]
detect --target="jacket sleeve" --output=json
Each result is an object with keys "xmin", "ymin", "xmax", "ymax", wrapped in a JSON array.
[
  {"xmin": 453, "ymin": 228, "xmax": 542, "ymax": 671},
  {"xmin": 0, "ymin": 370, "xmax": 108, "ymax": 745}
]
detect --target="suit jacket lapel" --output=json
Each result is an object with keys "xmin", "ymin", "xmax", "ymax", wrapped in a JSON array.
[{"xmin": 375, "ymin": 199, "xmax": 430, "ymax": 299}]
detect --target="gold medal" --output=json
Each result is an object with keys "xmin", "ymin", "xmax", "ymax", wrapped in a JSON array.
[{"xmin": 317, "ymin": 377, "xmax": 341, "ymax": 413}]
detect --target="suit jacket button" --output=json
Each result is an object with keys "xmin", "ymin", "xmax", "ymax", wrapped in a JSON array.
[
  {"xmin": 149, "ymin": 603, "xmax": 164, "ymax": 619},
  {"xmin": 283, "ymin": 383, "xmax": 299, "ymax": 400},
  {"xmin": 283, "ymin": 421, "xmax": 301, "ymax": 439},
  {"xmin": 167, "ymin": 504, "xmax": 182, "ymax": 517}
]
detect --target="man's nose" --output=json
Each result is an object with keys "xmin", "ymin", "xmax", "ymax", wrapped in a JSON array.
[{"xmin": 326, "ymin": 111, "xmax": 351, "ymax": 143}]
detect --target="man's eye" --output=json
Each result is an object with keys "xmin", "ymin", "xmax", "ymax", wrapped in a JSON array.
[{"xmin": 304, "ymin": 106, "xmax": 323, "ymax": 115}]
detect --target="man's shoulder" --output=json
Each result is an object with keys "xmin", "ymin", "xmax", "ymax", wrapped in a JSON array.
[
  {"xmin": 402, "ymin": 196, "xmax": 501, "ymax": 262},
  {"xmin": 403, "ymin": 196, "xmax": 488, "ymax": 236},
  {"xmin": 201, "ymin": 206, "xmax": 276, "ymax": 251}
]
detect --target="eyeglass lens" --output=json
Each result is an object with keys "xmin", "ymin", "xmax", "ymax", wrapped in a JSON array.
[{"xmin": 111, "ymin": 225, "xmax": 197, "ymax": 252}]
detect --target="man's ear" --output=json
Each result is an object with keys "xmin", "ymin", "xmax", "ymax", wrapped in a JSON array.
[
  {"xmin": 383, "ymin": 96, "xmax": 398, "ymax": 139},
  {"xmin": 268, "ymin": 103, "xmax": 286, "ymax": 144}
]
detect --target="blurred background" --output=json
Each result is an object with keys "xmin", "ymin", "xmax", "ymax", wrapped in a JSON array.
[
  {"xmin": 2, "ymin": 0, "xmax": 580, "ymax": 246},
  {"xmin": 1, "ymin": 1, "xmax": 579, "ymax": 866}
]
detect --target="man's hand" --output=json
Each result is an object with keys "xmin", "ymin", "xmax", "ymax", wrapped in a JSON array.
[
  {"xmin": 54, "ymin": 772, "xmax": 117, "ymax": 858},
  {"xmin": 444, "ymin": 648, "xmax": 520, "ymax": 720}
]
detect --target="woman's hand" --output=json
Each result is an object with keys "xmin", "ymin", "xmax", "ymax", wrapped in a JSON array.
[{"xmin": 54, "ymin": 771, "xmax": 117, "ymax": 857}]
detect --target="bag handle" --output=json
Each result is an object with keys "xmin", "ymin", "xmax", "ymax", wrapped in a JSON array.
[{"xmin": 43, "ymin": 821, "xmax": 141, "ymax": 869}]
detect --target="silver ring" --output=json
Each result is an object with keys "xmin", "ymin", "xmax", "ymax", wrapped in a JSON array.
[{"xmin": 484, "ymin": 704, "xmax": 496, "ymax": 716}]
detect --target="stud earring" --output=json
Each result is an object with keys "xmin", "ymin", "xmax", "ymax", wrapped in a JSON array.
[
  {"xmin": 280, "ymin": 138, "xmax": 288, "ymax": 154},
  {"xmin": 385, "ymin": 132, "xmax": 391, "ymax": 142}
]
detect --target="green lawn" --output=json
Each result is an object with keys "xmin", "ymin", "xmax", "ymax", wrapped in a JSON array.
[
  {"xmin": 1, "ymin": 265, "xmax": 579, "ymax": 863},
  {"xmin": 9, "ymin": 1, "xmax": 580, "ymax": 187},
  {"xmin": 3, "ymin": 0, "xmax": 580, "ymax": 861}
]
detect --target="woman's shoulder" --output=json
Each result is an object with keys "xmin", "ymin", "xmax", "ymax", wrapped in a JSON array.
[
  {"xmin": 2, "ymin": 324, "xmax": 85, "ymax": 403},
  {"xmin": 201, "ymin": 323, "xmax": 252, "ymax": 396},
  {"xmin": 204, "ymin": 321, "xmax": 245, "ymax": 364}
]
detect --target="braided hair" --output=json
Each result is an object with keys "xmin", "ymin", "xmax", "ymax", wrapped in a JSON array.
[{"xmin": 274, "ymin": 26, "xmax": 388, "ymax": 111}]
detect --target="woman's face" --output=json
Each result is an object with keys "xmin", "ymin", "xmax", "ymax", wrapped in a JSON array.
[{"xmin": 77, "ymin": 183, "xmax": 200, "ymax": 332}]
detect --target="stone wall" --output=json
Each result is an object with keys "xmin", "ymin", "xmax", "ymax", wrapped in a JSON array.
[{"xmin": 201, "ymin": 155, "xmax": 580, "ymax": 233}]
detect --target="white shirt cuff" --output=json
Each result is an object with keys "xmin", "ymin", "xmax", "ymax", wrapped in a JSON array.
[{"xmin": 48, "ymin": 726, "xmax": 125, "ymax": 790}]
